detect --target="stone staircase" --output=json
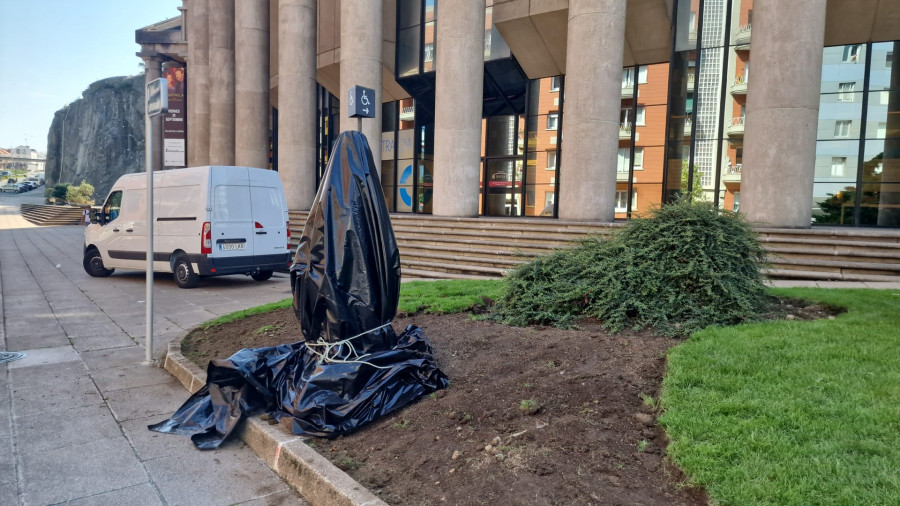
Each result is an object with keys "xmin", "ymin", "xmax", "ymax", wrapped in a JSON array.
[
  {"xmin": 20, "ymin": 204, "xmax": 86, "ymax": 226},
  {"xmin": 287, "ymin": 211, "xmax": 900, "ymax": 282}
]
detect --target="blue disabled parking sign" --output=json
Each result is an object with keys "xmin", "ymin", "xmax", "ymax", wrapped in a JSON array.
[{"xmin": 348, "ymin": 85, "xmax": 375, "ymax": 118}]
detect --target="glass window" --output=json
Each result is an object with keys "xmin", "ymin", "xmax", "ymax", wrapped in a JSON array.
[
  {"xmin": 549, "ymin": 76, "xmax": 561, "ymax": 92},
  {"xmin": 834, "ymin": 120, "xmax": 852, "ymax": 137},
  {"xmin": 733, "ymin": 191, "xmax": 740, "ymax": 212},
  {"xmin": 866, "ymin": 91, "xmax": 900, "ymax": 138},
  {"xmin": 622, "ymin": 68, "xmax": 635, "ymax": 88},
  {"xmin": 636, "ymin": 106, "xmax": 646, "ymax": 126},
  {"xmin": 397, "ymin": 27, "xmax": 420, "ymax": 78},
  {"xmin": 213, "ymin": 185, "xmax": 252, "ymax": 221},
  {"xmin": 546, "ymin": 151, "xmax": 556, "ymax": 171},
  {"xmin": 615, "ymin": 191, "xmax": 636, "ymax": 212},
  {"xmin": 103, "ymin": 190, "xmax": 123, "ymax": 222},
  {"xmin": 634, "ymin": 147, "xmax": 644, "ymax": 169},
  {"xmin": 843, "ymin": 44, "xmax": 862, "ymax": 63},
  {"xmin": 887, "ymin": 51, "xmax": 894, "ymax": 68},
  {"xmin": 399, "ymin": 0, "xmax": 422, "ymax": 29},
  {"xmin": 547, "ymin": 113, "xmax": 559, "ymax": 131},
  {"xmin": 486, "ymin": 115, "xmax": 518, "ymax": 156},
  {"xmin": 617, "ymin": 148, "xmax": 630, "ymax": 173},
  {"xmin": 838, "ymin": 82, "xmax": 855, "ymax": 101},
  {"xmin": 831, "ymin": 157, "xmax": 846, "ymax": 177},
  {"xmin": 638, "ymin": 66, "xmax": 648, "ymax": 84},
  {"xmin": 424, "ymin": 21, "xmax": 436, "ymax": 72}
]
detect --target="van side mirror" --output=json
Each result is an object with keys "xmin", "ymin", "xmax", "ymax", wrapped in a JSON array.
[{"xmin": 90, "ymin": 207, "xmax": 105, "ymax": 225}]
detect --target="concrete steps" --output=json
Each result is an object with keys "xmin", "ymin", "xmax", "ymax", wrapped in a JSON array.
[
  {"xmin": 20, "ymin": 204, "xmax": 85, "ymax": 226},
  {"xmin": 288, "ymin": 211, "xmax": 900, "ymax": 282}
]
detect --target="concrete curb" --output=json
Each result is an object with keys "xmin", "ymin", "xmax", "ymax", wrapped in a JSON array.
[{"xmin": 163, "ymin": 339, "xmax": 388, "ymax": 506}]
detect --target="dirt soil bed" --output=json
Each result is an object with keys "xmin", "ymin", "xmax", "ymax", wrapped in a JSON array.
[{"xmin": 181, "ymin": 298, "xmax": 837, "ymax": 506}]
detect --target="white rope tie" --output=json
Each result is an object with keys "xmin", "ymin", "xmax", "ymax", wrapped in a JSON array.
[{"xmin": 305, "ymin": 323, "xmax": 394, "ymax": 369}]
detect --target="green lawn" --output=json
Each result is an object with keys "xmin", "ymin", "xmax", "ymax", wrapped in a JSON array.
[
  {"xmin": 397, "ymin": 279, "xmax": 503, "ymax": 315},
  {"xmin": 660, "ymin": 288, "xmax": 900, "ymax": 505}
]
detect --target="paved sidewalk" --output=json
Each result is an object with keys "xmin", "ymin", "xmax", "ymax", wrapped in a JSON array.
[{"xmin": 0, "ymin": 192, "xmax": 305, "ymax": 505}]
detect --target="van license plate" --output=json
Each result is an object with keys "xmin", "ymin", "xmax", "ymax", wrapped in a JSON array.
[{"xmin": 219, "ymin": 243, "xmax": 245, "ymax": 251}]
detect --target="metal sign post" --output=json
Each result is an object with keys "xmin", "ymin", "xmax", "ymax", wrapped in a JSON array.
[
  {"xmin": 144, "ymin": 78, "xmax": 168, "ymax": 365},
  {"xmin": 348, "ymin": 85, "xmax": 375, "ymax": 132}
]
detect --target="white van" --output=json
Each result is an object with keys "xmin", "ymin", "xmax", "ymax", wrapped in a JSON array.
[{"xmin": 83, "ymin": 166, "xmax": 291, "ymax": 288}]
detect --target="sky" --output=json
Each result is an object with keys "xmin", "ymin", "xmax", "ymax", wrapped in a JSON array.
[{"xmin": 0, "ymin": 0, "xmax": 183, "ymax": 153}]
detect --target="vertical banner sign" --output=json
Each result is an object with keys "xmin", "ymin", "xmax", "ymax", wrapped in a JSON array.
[{"xmin": 162, "ymin": 65, "xmax": 186, "ymax": 168}]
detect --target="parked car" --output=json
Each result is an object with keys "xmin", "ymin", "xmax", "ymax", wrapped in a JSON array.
[
  {"xmin": 1, "ymin": 183, "xmax": 21, "ymax": 193},
  {"xmin": 25, "ymin": 176, "xmax": 43, "ymax": 186},
  {"xmin": 18, "ymin": 181, "xmax": 34, "ymax": 191}
]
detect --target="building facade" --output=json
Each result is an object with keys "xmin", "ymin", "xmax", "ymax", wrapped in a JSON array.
[{"xmin": 137, "ymin": 0, "xmax": 900, "ymax": 228}]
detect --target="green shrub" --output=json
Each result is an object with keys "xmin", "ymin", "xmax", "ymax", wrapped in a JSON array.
[
  {"xmin": 492, "ymin": 200, "xmax": 769, "ymax": 336},
  {"xmin": 52, "ymin": 183, "xmax": 72, "ymax": 200},
  {"xmin": 66, "ymin": 180, "xmax": 95, "ymax": 205}
]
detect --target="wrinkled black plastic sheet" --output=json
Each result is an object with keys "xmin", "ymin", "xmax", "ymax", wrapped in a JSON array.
[{"xmin": 150, "ymin": 131, "xmax": 448, "ymax": 449}]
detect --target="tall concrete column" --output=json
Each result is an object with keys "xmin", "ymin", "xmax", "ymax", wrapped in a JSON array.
[
  {"xmin": 340, "ymin": 0, "xmax": 383, "ymax": 170},
  {"xmin": 208, "ymin": 0, "xmax": 236, "ymax": 165},
  {"xmin": 186, "ymin": 0, "xmax": 210, "ymax": 167},
  {"xmin": 558, "ymin": 0, "xmax": 627, "ymax": 222},
  {"xmin": 141, "ymin": 55, "xmax": 164, "ymax": 171},
  {"xmin": 278, "ymin": 0, "xmax": 318, "ymax": 210},
  {"xmin": 235, "ymin": 0, "xmax": 270, "ymax": 169},
  {"xmin": 742, "ymin": 0, "xmax": 826, "ymax": 228},
  {"xmin": 432, "ymin": 0, "xmax": 485, "ymax": 217}
]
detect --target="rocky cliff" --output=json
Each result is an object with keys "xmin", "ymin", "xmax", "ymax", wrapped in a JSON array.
[{"xmin": 45, "ymin": 75, "xmax": 145, "ymax": 201}]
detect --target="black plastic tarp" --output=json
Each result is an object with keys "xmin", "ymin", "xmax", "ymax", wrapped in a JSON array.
[{"xmin": 150, "ymin": 131, "xmax": 448, "ymax": 449}]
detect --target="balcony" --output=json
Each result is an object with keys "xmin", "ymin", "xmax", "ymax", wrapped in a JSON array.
[
  {"xmin": 726, "ymin": 116, "xmax": 745, "ymax": 137},
  {"xmin": 733, "ymin": 23, "xmax": 751, "ymax": 48},
  {"xmin": 617, "ymin": 170, "xmax": 631, "ymax": 182},
  {"xmin": 621, "ymin": 82, "xmax": 634, "ymax": 98},
  {"xmin": 684, "ymin": 117, "xmax": 693, "ymax": 137},
  {"xmin": 399, "ymin": 106, "xmax": 415, "ymax": 122},
  {"xmin": 731, "ymin": 75, "xmax": 748, "ymax": 95},
  {"xmin": 619, "ymin": 122, "xmax": 632, "ymax": 140},
  {"xmin": 723, "ymin": 163, "xmax": 742, "ymax": 186}
]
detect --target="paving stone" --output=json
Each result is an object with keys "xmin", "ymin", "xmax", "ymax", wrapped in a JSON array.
[
  {"xmin": 239, "ymin": 489, "xmax": 309, "ymax": 505},
  {"xmin": 63, "ymin": 483, "xmax": 164, "ymax": 506},
  {"xmin": 0, "ymin": 437, "xmax": 13, "ymax": 485},
  {"xmin": 11, "ymin": 374, "xmax": 102, "ymax": 418},
  {"xmin": 0, "ymin": 482, "xmax": 16, "ymax": 505},
  {"xmin": 104, "ymin": 380, "xmax": 187, "ymax": 422},
  {"xmin": 71, "ymin": 332, "xmax": 138, "ymax": 353},
  {"xmin": 80, "ymin": 346, "xmax": 147, "ymax": 371},
  {"xmin": 121, "ymin": 414, "xmax": 196, "ymax": 462},
  {"xmin": 90, "ymin": 362, "xmax": 173, "ymax": 392},
  {"xmin": 144, "ymin": 440, "xmax": 294, "ymax": 505},
  {"xmin": 19, "ymin": 436, "xmax": 148, "ymax": 505},
  {"xmin": 7, "ymin": 358, "xmax": 86, "ymax": 385},
  {"xmin": 15, "ymin": 403, "xmax": 121, "ymax": 455}
]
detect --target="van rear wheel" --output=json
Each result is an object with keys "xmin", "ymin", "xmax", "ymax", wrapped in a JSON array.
[
  {"xmin": 173, "ymin": 256, "xmax": 199, "ymax": 288},
  {"xmin": 251, "ymin": 270, "xmax": 274, "ymax": 281},
  {"xmin": 83, "ymin": 248, "xmax": 114, "ymax": 277}
]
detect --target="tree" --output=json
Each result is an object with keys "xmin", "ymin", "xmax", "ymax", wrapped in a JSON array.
[
  {"xmin": 66, "ymin": 181, "xmax": 95, "ymax": 205},
  {"xmin": 680, "ymin": 159, "xmax": 704, "ymax": 202}
]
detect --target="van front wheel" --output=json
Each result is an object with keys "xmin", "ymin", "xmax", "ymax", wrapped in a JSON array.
[
  {"xmin": 173, "ymin": 256, "xmax": 199, "ymax": 288},
  {"xmin": 83, "ymin": 248, "xmax": 114, "ymax": 277},
  {"xmin": 251, "ymin": 270, "xmax": 273, "ymax": 282}
]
